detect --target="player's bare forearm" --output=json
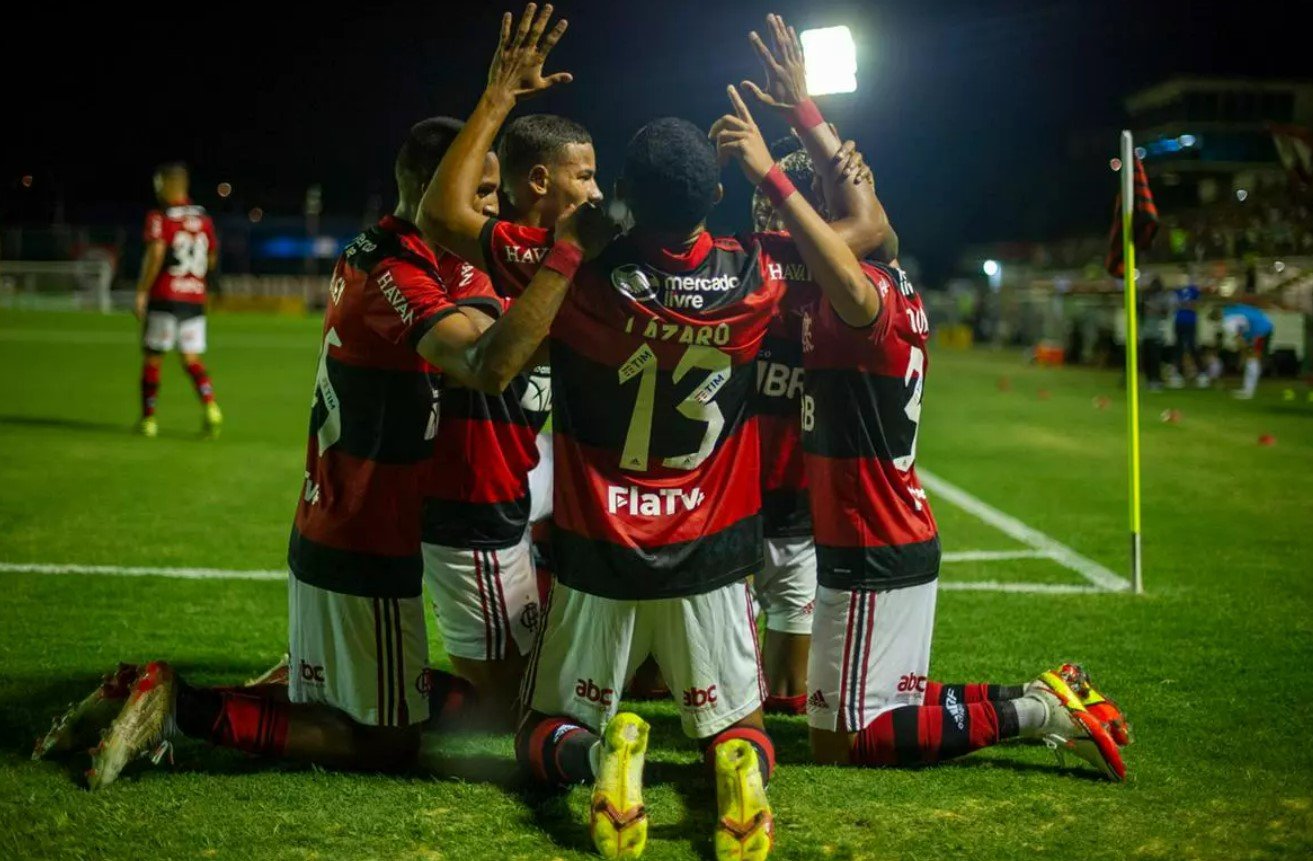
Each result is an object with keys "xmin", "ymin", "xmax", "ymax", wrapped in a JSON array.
[
  {"xmin": 714, "ymin": 84, "xmax": 879, "ymax": 327},
  {"xmin": 792, "ymin": 120, "xmax": 890, "ymax": 260},
  {"xmin": 419, "ymin": 266, "xmax": 570, "ymax": 394},
  {"xmin": 775, "ymin": 193, "xmax": 880, "ymax": 327},
  {"xmin": 417, "ymin": 91, "xmax": 512, "ymax": 268},
  {"xmin": 134, "ymin": 243, "xmax": 166, "ymax": 315}
]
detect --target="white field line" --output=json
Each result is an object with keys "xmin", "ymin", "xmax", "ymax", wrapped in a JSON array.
[
  {"xmin": 0, "ymin": 562, "xmax": 285, "ymax": 580},
  {"xmin": 0, "ymin": 328, "xmax": 313, "ymax": 350},
  {"xmin": 1, "ymin": 551, "xmax": 1103, "ymax": 596},
  {"xmin": 939, "ymin": 581, "xmax": 1107, "ymax": 595},
  {"xmin": 919, "ymin": 469, "xmax": 1132, "ymax": 592}
]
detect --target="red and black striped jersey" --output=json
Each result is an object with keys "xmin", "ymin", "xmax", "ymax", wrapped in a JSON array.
[
  {"xmin": 421, "ymin": 250, "xmax": 550, "ymax": 550},
  {"xmin": 289, "ymin": 216, "xmax": 458, "ymax": 599},
  {"xmin": 787, "ymin": 248, "xmax": 940, "ymax": 591},
  {"xmin": 143, "ymin": 202, "xmax": 217, "ymax": 306},
  {"xmin": 753, "ymin": 297, "xmax": 810, "ymax": 538},
  {"xmin": 480, "ymin": 219, "xmax": 788, "ymax": 599}
]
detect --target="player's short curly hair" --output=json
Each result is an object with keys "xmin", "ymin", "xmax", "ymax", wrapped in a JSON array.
[
  {"xmin": 396, "ymin": 117, "xmax": 465, "ymax": 191},
  {"xmin": 497, "ymin": 114, "xmax": 592, "ymax": 182},
  {"xmin": 621, "ymin": 117, "xmax": 720, "ymax": 233},
  {"xmin": 751, "ymin": 137, "xmax": 826, "ymax": 232}
]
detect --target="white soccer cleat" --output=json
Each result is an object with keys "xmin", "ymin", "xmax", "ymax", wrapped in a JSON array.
[
  {"xmin": 33, "ymin": 664, "xmax": 140, "ymax": 760},
  {"xmin": 87, "ymin": 661, "xmax": 178, "ymax": 790}
]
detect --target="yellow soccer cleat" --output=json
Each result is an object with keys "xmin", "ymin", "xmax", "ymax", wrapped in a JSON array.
[
  {"xmin": 202, "ymin": 401, "xmax": 223, "ymax": 439},
  {"xmin": 713, "ymin": 739, "xmax": 774, "ymax": 861},
  {"xmin": 1054, "ymin": 663, "xmax": 1132, "ymax": 747},
  {"xmin": 590, "ymin": 712, "xmax": 649, "ymax": 859},
  {"xmin": 137, "ymin": 417, "xmax": 158, "ymax": 438},
  {"xmin": 87, "ymin": 661, "xmax": 178, "ymax": 790},
  {"xmin": 33, "ymin": 664, "xmax": 140, "ymax": 760},
  {"xmin": 1030, "ymin": 671, "xmax": 1126, "ymax": 782}
]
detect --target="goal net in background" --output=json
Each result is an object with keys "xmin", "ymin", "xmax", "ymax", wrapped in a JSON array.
[{"xmin": 0, "ymin": 259, "xmax": 115, "ymax": 313}]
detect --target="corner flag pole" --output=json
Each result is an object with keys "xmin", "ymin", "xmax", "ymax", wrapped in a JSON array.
[{"xmin": 1121, "ymin": 130, "xmax": 1144, "ymax": 594}]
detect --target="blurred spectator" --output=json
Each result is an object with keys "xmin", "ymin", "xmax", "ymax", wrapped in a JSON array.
[
  {"xmin": 1169, "ymin": 273, "xmax": 1208, "ymax": 388},
  {"xmin": 1212, "ymin": 304, "xmax": 1274, "ymax": 399},
  {"xmin": 1140, "ymin": 277, "xmax": 1171, "ymax": 391}
]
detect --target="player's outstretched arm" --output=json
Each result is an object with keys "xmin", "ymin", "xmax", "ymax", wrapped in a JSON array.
[
  {"xmin": 417, "ymin": 202, "xmax": 616, "ymax": 393},
  {"xmin": 713, "ymin": 86, "xmax": 879, "ymax": 328},
  {"xmin": 418, "ymin": 3, "xmax": 572, "ymax": 268},
  {"xmin": 742, "ymin": 13, "xmax": 892, "ymax": 261}
]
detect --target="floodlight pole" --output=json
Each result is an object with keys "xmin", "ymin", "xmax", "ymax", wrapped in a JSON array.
[{"xmin": 1121, "ymin": 130, "xmax": 1144, "ymax": 595}]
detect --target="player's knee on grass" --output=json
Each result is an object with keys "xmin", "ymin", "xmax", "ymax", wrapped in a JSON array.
[
  {"xmin": 447, "ymin": 653, "xmax": 525, "ymax": 730},
  {"xmin": 809, "ymin": 727, "xmax": 855, "ymax": 766}
]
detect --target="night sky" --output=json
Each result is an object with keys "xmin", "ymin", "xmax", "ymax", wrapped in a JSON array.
[{"xmin": 4, "ymin": 0, "xmax": 1307, "ymax": 281}]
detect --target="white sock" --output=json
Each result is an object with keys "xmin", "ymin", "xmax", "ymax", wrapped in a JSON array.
[
  {"xmin": 1243, "ymin": 357, "xmax": 1261, "ymax": 394},
  {"xmin": 1015, "ymin": 693, "xmax": 1052, "ymax": 738}
]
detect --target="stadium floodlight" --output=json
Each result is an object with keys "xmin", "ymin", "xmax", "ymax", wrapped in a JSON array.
[
  {"xmin": 982, "ymin": 260, "xmax": 1000, "ymax": 277},
  {"xmin": 799, "ymin": 26, "xmax": 857, "ymax": 95}
]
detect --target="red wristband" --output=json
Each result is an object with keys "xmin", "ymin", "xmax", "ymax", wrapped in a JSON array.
[
  {"xmin": 758, "ymin": 164, "xmax": 797, "ymax": 209},
  {"xmin": 788, "ymin": 99, "xmax": 825, "ymax": 131},
  {"xmin": 542, "ymin": 241, "xmax": 584, "ymax": 278}
]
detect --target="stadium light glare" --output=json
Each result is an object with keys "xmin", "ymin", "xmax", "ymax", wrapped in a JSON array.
[
  {"xmin": 1236, "ymin": 188, "xmax": 1248, "ymax": 202},
  {"xmin": 20, "ymin": 175, "xmax": 33, "ymax": 188},
  {"xmin": 800, "ymin": 26, "xmax": 857, "ymax": 95},
  {"xmin": 1178, "ymin": 134, "xmax": 1197, "ymax": 147},
  {"xmin": 217, "ymin": 182, "xmax": 233, "ymax": 199},
  {"xmin": 982, "ymin": 260, "xmax": 1000, "ymax": 277},
  {"xmin": 249, "ymin": 207, "xmax": 264, "ymax": 223}
]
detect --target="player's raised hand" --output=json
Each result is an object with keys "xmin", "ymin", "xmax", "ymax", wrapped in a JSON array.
[
  {"xmin": 741, "ymin": 13, "xmax": 808, "ymax": 112},
  {"xmin": 486, "ymin": 3, "xmax": 572, "ymax": 103},
  {"xmin": 834, "ymin": 140, "xmax": 875, "ymax": 186},
  {"xmin": 554, "ymin": 201, "xmax": 620, "ymax": 261},
  {"xmin": 710, "ymin": 85, "xmax": 775, "ymax": 184}
]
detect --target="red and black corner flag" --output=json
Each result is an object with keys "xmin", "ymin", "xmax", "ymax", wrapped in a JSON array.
[{"xmin": 1105, "ymin": 156, "xmax": 1159, "ymax": 277}]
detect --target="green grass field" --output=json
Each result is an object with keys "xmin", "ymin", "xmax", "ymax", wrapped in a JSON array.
[{"xmin": 1, "ymin": 308, "xmax": 1311, "ymax": 860}]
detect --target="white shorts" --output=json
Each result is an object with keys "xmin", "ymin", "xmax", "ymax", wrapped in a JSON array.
[
  {"xmin": 522, "ymin": 581, "xmax": 766, "ymax": 739},
  {"xmin": 287, "ymin": 574, "xmax": 430, "ymax": 728},
  {"xmin": 528, "ymin": 432, "xmax": 553, "ymax": 524},
  {"xmin": 422, "ymin": 534, "xmax": 540, "ymax": 662},
  {"xmin": 753, "ymin": 536, "xmax": 817, "ymax": 635},
  {"xmin": 143, "ymin": 310, "xmax": 206, "ymax": 353},
  {"xmin": 807, "ymin": 580, "xmax": 938, "ymax": 733}
]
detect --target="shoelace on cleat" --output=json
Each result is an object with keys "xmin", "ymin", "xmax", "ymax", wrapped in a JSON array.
[{"xmin": 149, "ymin": 740, "xmax": 174, "ymax": 766}]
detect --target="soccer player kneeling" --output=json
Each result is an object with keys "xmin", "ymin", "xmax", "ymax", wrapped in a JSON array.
[{"xmin": 738, "ymin": 14, "xmax": 1128, "ymax": 781}]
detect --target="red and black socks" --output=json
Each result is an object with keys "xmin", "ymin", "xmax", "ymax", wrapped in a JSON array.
[
  {"xmin": 516, "ymin": 715, "xmax": 598, "ymax": 786},
  {"xmin": 176, "ymin": 683, "xmax": 289, "ymax": 758},
  {"xmin": 141, "ymin": 362, "xmax": 161, "ymax": 417},
  {"xmin": 850, "ymin": 701, "xmax": 1021, "ymax": 767},
  {"xmin": 184, "ymin": 360, "xmax": 215, "ymax": 404}
]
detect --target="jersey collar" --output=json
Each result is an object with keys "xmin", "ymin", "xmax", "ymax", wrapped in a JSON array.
[{"xmin": 632, "ymin": 230, "xmax": 713, "ymax": 272}]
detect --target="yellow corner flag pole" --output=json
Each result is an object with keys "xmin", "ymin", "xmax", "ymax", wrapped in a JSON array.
[{"xmin": 1121, "ymin": 130, "xmax": 1144, "ymax": 594}]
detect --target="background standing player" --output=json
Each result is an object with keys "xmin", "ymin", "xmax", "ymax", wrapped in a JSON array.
[
  {"xmin": 134, "ymin": 163, "xmax": 222, "ymax": 438},
  {"xmin": 732, "ymin": 14, "xmax": 1128, "ymax": 781}
]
